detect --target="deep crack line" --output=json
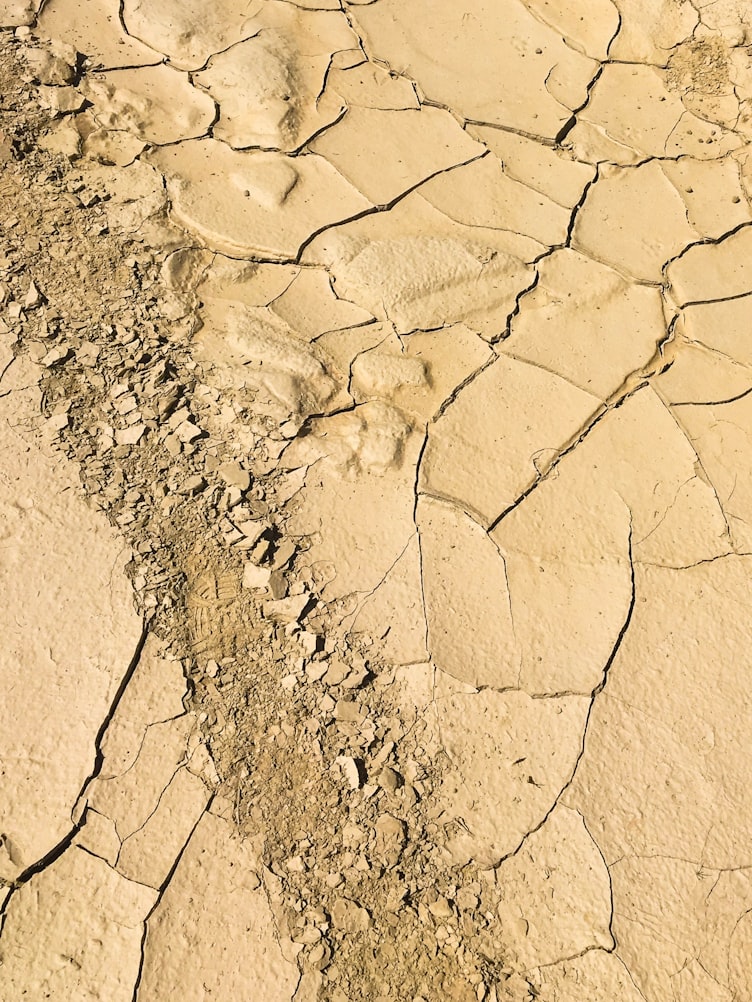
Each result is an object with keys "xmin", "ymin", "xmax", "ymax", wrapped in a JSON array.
[
  {"xmin": 496, "ymin": 523, "xmax": 636, "ymax": 870},
  {"xmin": 554, "ymin": 64, "xmax": 605, "ymax": 147},
  {"xmin": 294, "ymin": 148, "xmax": 489, "ymax": 263},
  {"xmin": 412, "ymin": 427, "xmax": 431, "ymax": 658},
  {"xmin": 130, "ymin": 797, "xmax": 214, "ymax": 1002},
  {"xmin": 0, "ymin": 619, "xmax": 151, "ymax": 937},
  {"xmin": 488, "ymin": 321, "xmax": 678, "ymax": 534}
]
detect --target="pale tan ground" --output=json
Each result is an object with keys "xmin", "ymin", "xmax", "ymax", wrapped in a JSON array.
[{"xmin": 1, "ymin": 1, "xmax": 752, "ymax": 1000}]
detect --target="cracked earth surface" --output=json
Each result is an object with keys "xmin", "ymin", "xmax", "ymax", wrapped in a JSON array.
[{"xmin": 1, "ymin": 0, "xmax": 752, "ymax": 999}]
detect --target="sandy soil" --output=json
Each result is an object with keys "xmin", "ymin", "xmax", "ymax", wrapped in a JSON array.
[{"xmin": 1, "ymin": 1, "xmax": 752, "ymax": 1000}]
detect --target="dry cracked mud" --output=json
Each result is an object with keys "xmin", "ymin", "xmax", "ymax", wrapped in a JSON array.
[{"xmin": 1, "ymin": 1, "xmax": 752, "ymax": 1000}]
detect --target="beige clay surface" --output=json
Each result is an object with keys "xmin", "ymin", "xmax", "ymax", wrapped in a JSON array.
[{"xmin": 1, "ymin": 1, "xmax": 752, "ymax": 1000}]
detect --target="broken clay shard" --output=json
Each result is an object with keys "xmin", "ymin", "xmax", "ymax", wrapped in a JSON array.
[
  {"xmin": 195, "ymin": 298, "xmax": 344, "ymax": 425},
  {"xmin": 667, "ymin": 223, "xmax": 752, "ymax": 307},
  {"xmin": 136, "ymin": 812, "xmax": 299, "ymax": 1001},
  {"xmin": 566, "ymin": 559, "xmax": 752, "ymax": 868},
  {"xmin": 493, "ymin": 806, "xmax": 614, "ymax": 970},
  {"xmin": 0, "ymin": 847, "xmax": 155, "ymax": 999},
  {"xmin": 0, "ymin": 0, "xmax": 41, "ymax": 28},
  {"xmin": 572, "ymin": 160, "xmax": 699, "ymax": 283},
  {"xmin": 507, "ymin": 248, "xmax": 666, "ymax": 400},
  {"xmin": 311, "ymin": 226, "xmax": 535, "ymax": 338},
  {"xmin": 0, "ymin": 355, "xmax": 142, "ymax": 882}
]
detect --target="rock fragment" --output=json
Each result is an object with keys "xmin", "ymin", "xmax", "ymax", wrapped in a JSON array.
[
  {"xmin": 373, "ymin": 813, "xmax": 405, "ymax": 867},
  {"xmin": 22, "ymin": 40, "xmax": 76, "ymax": 86},
  {"xmin": 331, "ymin": 897, "xmax": 371, "ymax": 933},
  {"xmin": 242, "ymin": 562, "xmax": 272, "ymax": 591},
  {"xmin": 335, "ymin": 755, "xmax": 363, "ymax": 790},
  {"xmin": 263, "ymin": 591, "xmax": 311, "ymax": 623}
]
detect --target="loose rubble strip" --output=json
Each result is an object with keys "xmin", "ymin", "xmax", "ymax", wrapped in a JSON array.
[{"xmin": 1, "ymin": 0, "xmax": 752, "ymax": 999}]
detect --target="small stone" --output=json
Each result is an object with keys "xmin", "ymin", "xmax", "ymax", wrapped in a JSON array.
[
  {"xmin": 374, "ymin": 814, "xmax": 406, "ymax": 867},
  {"xmin": 268, "ymin": 569, "xmax": 288, "ymax": 600},
  {"xmin": 23, "ymin": 43, "xmax": 76, "ymax": 86},
  {"xmin": 341, "ymin": 665, "xmax": 369, "ymax": 690},
  {"xmin": 175, "ymin": 418, "xmax": 202, "ymax": 443},
  {"xmin": 271, "ymin": 538, "xmax": 297, "ymax": 570},
  {"xmin": 222, "ymin": 485, "xmax": 243, "ymax": 508},
  {"xmin": 76, "ymin": 342, "xmax": 100, "ymax": 366},
  {"xmin": 97, "ymin": 432, "xmax": 114, "ymax": 454},
  {"xmin": 84, "ymin": 128, "xmax": 146, "ymax": 168},
  {"xmin": 38, "ymin": 85, "xmax": 85, "ymax": 115},
  {"xmin": 297, "ymin": 631, "xmax": 319, "ymax": 655},
  {"xmin": 323, "ymin": 659, "xmax": 350, "ymax": 686},
  {"xmin": 306, "ymin": 941, "xmax": 332, "ymax": 971},
  {"xmin": 78, "ymin": 188, "xmax": 100, "ymax": 210},
  {"xmin": 40, "ymin": 346, "xmax": 71, "ymax": 367},
  {"xmin": 386, "ymin": 884, "xmax": 408, "ymax": 913},
  {"xmin": 318, "ymin": 694, "xmax": 336, "ymax": 714},
  {"xmin": 335, "ymin": 755, "xmax": 363, "ymax": 790},
  {"xmin": 47, "ymin": 413, "xmax": 69, "ymax": 432},
  {"xmin": 330, "ymin": 897, "xmax": 371, "ymax": 933},
  {"xmin": 305, "ymin": 661, "xmax": 328, "ymax": 682},
  {"xmin": 163, "ymin": 433, "xmax": 182, "ymax": 457},
  {"xmin": 293, "ymin": 925, "xmax": 321, "ymax": 946},
  {"xmin": 24, "ymin": 281, "xmax": 41, "ymax": 308},
  {"xmin": 242, "ymin": 562, "xmax": 271, "ymax": 590},
  {"xmin": 263, "ymin": 592, "xmax": 311, "ymax": 624},
  {"xmin": 401, "ymin": 785, "xmax": 418, "ymax": 811},
  {"xmin": 334, "ymin": 700, "xmax": 362, "ymax": 723},
  {"xmin": 219, "ymin": 461, "xmax": 251, "ymax": 491},
  {"xmin": 219, "ymin": 517, "xmax": 243, "ymax": 544},
  {"xmin": 378, "ymin": 767, "xmax": 401, "ymax": 794},
  {"xmin": 247, "ymin": 534, "xmax": 272, "ymax": 562},
  {"xmin": 233, "ymin": 520, "xmax": 268, "ymax": 548},
  {"xmin": 114, "ymin": 395, "xmax": 138, "ymax": 415},
  {"xmin": 428, "ymin": 896, "xmax": 453, "ymax": 920},
  {"xmin": 39, "ymin": 118, "xmax": 81, "ymax": 159},
  {"xmin": 455, "ymin": 888, "xmax": 479, "ymax": 912},
  {"xmin": 179, "ymin": 474, "xmax": 206, "ymax": 495},
  {"xmin": 115, "ymin": 424, "xmax": 146, "ymax": 446}
]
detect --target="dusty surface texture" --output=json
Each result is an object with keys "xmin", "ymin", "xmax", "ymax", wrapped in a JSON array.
[{"xmin": 1, "ymin": 1, "xmax": 752, "ymax": 999}]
